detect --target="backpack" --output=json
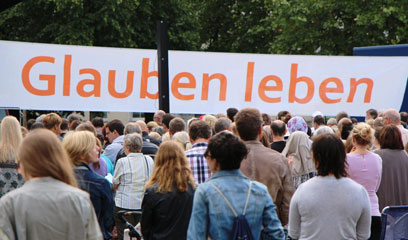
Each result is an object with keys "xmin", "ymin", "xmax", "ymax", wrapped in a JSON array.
[{"xmin": 209, "ymin": 181, "xmax": 255, "ymax": 240}]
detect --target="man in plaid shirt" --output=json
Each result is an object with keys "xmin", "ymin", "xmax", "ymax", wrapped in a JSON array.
[{"xmin": 185, "ymin": 119, "xmax": 212, "ymax": 184}]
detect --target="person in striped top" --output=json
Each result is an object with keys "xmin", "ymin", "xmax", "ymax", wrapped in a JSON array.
[{"xmin": 113, "ymin": 133, "xmax": 154, "ymax": 240}]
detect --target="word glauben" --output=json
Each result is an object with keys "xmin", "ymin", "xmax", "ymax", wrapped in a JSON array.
[{"xmin": 22, "ymin": 55, "xmax": 373, "ymax": 104}]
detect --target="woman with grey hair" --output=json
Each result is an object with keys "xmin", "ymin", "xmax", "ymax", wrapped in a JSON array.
[
  {"xmin": 112, "ymin": 133, "xmax": 154, "ymax": 240},
  {"xmin": 312, "ymin": 126, "xmax": 334, "ymax": 140}
]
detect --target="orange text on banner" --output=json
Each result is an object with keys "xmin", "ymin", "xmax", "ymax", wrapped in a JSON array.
[
  {"xmin": 21, "ymin": 56, "xmax": 374, "ymax": 104},
  {"xmin": 244, "ymin": 62, "xmax": 373, "ymax": 104},
  {"xmin": 22, "ymin": 56, "xmax": 56, "ymax": 96}
]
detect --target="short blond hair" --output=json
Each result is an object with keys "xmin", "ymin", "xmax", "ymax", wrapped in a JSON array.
[
  {"xmin": 63, "ymin": 131, "xmax": 96, "ymax": 166},
  {"xmin": 42, "ymin": 113, "xmax": 62, "ymax": 130},
  {"xmin": 172, "ymin": 131, "xmax": 191, "ymax": 150},
  {"xmin": 147, "ymin": 121, "xmax": 159, "ymax": 131},
  {"xmin": 203, "ymin": 114, "xmax": 217, "ymax": 130},
  {"xmin": 351, "ymin": 122, "xmax": 374, "ymax": 146},
  {"xmin": 148, "ymin": 132, "xmax": 161, "ymax": 139}
]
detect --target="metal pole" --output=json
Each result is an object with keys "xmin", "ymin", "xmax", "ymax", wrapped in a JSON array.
[
  {"xmin": 22, "ymin": 110, "xmax": 27, "ymax": 127},
  {"xmin": 157, "ymin": 20, "xmax": 170, "ymax": 113}
]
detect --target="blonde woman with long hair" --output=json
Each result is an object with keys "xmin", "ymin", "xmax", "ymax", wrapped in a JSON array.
[
  {"xmin": 141, "ymin": 141, "xmax": 196, "ymax": 240},
  {"xmin": 63, "ymin": 130, "xmax": 114, "ymax": 240},
  {"xmin": 0, "ymin": 116, "xmax": 24, "ymax": 197},
  {"xmin": 0, "ymin": 129, "xmax": 102, "ymax": 239}
]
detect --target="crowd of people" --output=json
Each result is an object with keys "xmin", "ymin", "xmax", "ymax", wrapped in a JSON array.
[{"xmin": 1, "ymin": 107, "xmax": 408, "ymax": 239}]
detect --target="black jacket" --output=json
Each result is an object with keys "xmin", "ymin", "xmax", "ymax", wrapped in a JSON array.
[
  {"xmin": 141, "ymin": 183, "xmax": 195, "ymax": 240},
  {"xmin": 142, "ymin": 131, "xmax": 161, "ymax": 146}
]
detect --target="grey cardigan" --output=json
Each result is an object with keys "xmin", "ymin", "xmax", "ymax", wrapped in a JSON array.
[{"xmin": 375, "ymin": 148, "xmax": 408, "ymax": 211}]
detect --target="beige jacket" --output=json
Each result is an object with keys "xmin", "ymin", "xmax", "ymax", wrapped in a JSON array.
[{"xmin": 240, "ymin": 140, "xmax": 294, "ymax": 225}]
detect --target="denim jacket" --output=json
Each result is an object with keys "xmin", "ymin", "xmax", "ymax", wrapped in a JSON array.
[
  {"xmin": 187, "ymin": 170, "xmax": 285, "ymax": 240},
  {"xmin": 74, "ymin": 163, "xmax": 114, "ymax": 240}
]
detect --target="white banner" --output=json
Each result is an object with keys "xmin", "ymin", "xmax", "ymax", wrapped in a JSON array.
[{"xmin": 1, "ymin": 40, "xmax": 408, "ymax": 116}]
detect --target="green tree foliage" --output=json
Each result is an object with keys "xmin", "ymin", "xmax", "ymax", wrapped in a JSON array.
[
  {"xmin": 0, "ymin": 0, "xmax": 200, "ymax": 50},
  {"xmin": 197, "ymin": 0, "xmax": 272, "ymax": 53},
  {"xmin": 265, "ymin": 0, "xmax": 408, "ymax": 55},
  {"xmin": 1, "ymin": 0, "xmax": 408, "ymax": 55},
  {"xmin": 197, "ymin": 0, "xmax": 408, "ymax": 55}
]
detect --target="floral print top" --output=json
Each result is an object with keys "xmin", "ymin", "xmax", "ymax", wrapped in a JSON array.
[{"xmin": 0, "ymin": 162, "xmax": 24, "ymax": 198}]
